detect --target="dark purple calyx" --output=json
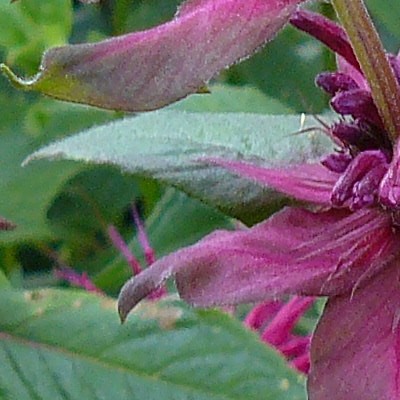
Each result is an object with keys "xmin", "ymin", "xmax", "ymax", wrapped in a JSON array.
[
  {"xmin": 330, "ymin": 89, "xmax": 383, "ymax": 130},
  {"xmin": 315, "ymin": 72, "xmax": 358, "ymax": 96},
  {"xmin": 330, "ymin": 150, "xmax": 389, "ymax": 209},
  {"xmin": 291, "ymin": 9, "xmax": 400, "ymax": 217},
  {"xmin": 319, "ymin": 79, "xmax": 394, "ymax": 213}
]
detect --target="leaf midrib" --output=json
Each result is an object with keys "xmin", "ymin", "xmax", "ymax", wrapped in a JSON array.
[{"xmin": 0, "ymin": 331, "xmax": 247, "ymax": 400}]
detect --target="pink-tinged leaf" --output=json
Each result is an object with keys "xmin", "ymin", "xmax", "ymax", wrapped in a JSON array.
[
  {"xmin": 205, "ymin": 159, "xmax": 339, "ymax": 205},
  {"xmin": 1, "ymin": 0, "xmax": 304, "ymax": 111},
  {"xmin": 308, "ymin": 262, "xmax": 400, "ymax": 400},
  {"xmin": 118, "ymin": 206, "xmax": 398, "ymax": 321}
]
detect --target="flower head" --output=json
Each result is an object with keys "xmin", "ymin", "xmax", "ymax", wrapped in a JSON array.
[
  {"xmin": 245, "ymin": 296, "xmax": 314, "ymax": 374},
  {"xmin": 118, "ymin": 6, "xmax": 400, "ymax": 399}
]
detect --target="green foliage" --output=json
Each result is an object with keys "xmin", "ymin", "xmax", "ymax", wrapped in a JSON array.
[
  {"xmin": 367, "ymin": 0, "xmax": 400, "ymax": 51},
  {"xmin": 167, "ymin": 84, "xmax": 293, "ymax": 114},
  {"xmin": 95, "ymin": 189, "xmax": 235, "ymax": 294},
  {"xmin": 0, "ymin": 0, "xmax": 72, "ymax": 72},
  {"xmin": 0, "ymin": 132, "xmax": 80, "ymax": 243},
  {"xmin": 0, "ymin": 287, "xmax": 306, "ymax": 400},
  {"xmin": 27, "ymin": 110, "xmax": 332, "ymax": 224},
  {"xmin": 230, "ymin": 26, "xmax": 328, "ymax": 113}
]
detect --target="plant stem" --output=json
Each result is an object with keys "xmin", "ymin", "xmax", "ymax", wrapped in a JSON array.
[{"xmin": 331, "ymin": 0, "xmax": 400, "ymax": 142}]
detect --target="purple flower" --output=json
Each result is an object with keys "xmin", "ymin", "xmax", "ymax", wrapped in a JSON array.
[
  {"xmin": 245, "ymin": 296, "xmax": 314, "ymax": 374},
  {"xmin": 118, "ymin": 9, "xmax": 400, "ymax": 399},
  {"xmin": 55, "ymin": 267, "xmax": 103, "ymax": 294},
  {"xmin": 2, "ymin": 0, "xmax": 305, "ymax": 111},
  {"xmin": 56, "ymin": 204, "xmax": 165, "ymax": 298}
]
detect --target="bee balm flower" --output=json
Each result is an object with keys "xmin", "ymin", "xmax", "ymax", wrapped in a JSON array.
[{"xmin": 118, "ymin": 7, "xmax": 400, "ymax": 400}]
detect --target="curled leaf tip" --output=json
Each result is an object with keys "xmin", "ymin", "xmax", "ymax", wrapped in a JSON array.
[
  {"xmin": 0, "ymin": 63, "xmax": 34, "ymax": 90},
  {"xmin": 118, "ymin": 276, "xmax": 153, "ymax": 323},
  {"xmin": 118, "ymin": 307, "xmax": 127, "ymax": 324}
]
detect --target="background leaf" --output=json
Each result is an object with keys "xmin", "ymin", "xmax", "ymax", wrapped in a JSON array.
[
  {"xmin": 95, "ymin": 188, "xmax": 235, "ymax": 294},
  {"xmin": 367, "ymin": 0, "xmax": 400, "ymax": 52},
  {"xmin": 0, "ymin": 0, "xmax": 72, "ymax": 72},
  {"xmin": 0, "ymin": 287, "xmax": 306, "ymax": 400},
  {"xmin": 0, "ymin": 131, "xmax": 80, "ymax": 244},
  {"xmin": 27, "ymin": 110, "xmax": 333, "ymax": 224},
  {"xmin": 167, "ymin": 84, "xmax": 293, "ymax": 114}
]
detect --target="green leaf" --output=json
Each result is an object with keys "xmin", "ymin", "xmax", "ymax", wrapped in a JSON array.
[
  {"xmin": 167, "ymin": 84, "xmax": 293, "ymax": 114},
  {"xmin": 367, "ymin": 0, "xmax": 400, "ymax": 51},
  {"xmin": 95, "ymin": 188, "xmax": 235, "ymax": 294},
  {"xmin": 0, "ymin": 0, "xmax": 72, "ymax": 72},
  {"xmin": 0, "ymin": 131, "xmax": 81, "ymax": 244},
  {"xmin": 27, "ymin": 110, "xmax": 332, "ymax": 224},
  {"xmin": 0, "ymin": 269, "xmax": 10, "ymax": 288},
  {"xmin": 0, "ymin": 287, "xmax": 306, "ymax": 399},
  {"xmin": 229, "ymin": 26, "xmax": 328, "ymax": 113},
  {"xmin": 0, "ymin": 89, "xmax": 115, "ymax": 244}
]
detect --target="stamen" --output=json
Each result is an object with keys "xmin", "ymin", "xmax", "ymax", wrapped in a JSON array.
[
  {"xmin": 132, "ymin": 205, "xmax": 156, "ymax": 265},
  {"xmin": 107, "ymin": 225, "xmax": 142, "ymax": 275},
  {"xmin": 279, "ymin": 336, "xmax": 311, "ymax": 358},
  {"xmin": 55, "ymin": 267, "xmax": 103, "ymax": 294},
  {"xmin": 261, "ymin": 296, "xmax": 314, "ymax": 345},
  {"xmin": 290, "ymin": 353, "xmax": 311, "ymax": 374},
  {"xmin": 243, "ymin": 300, "xmax": 283, "ymax": 330},
  {"xmin": 331, "ymin": 150, "xmax": 387, "ymax": 207}
]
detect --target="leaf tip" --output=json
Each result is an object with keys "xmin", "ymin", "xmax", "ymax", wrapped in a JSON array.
[{"xmin": 0, "ymin": 63, "xmax": 34, "ymax": 90}]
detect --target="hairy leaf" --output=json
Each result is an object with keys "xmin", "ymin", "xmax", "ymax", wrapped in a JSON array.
[
  {"xmin": 27, "ymin": 111, "xmax": 332, "ymax": 223},
  {"xmin": 0, "ymin": 288, "xmax": 306, "ymax": 399}
]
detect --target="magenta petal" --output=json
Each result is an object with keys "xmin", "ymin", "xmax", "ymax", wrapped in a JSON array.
[
  {"xmin": 3, "ymin": 0, "xmax": 304, "ymax": 111},
  {"xmin": 118, "ymin": 206, "xmax": 398, "ymax": 321},
  {"xmin": 308, "ymin": 263, "xmax": 400, "ymax": 400},
  {"xmin": 379, "ymin": 141, "xmax": 400, "ymax": 210},
  {"xmin": 205, "ymin": 159, "xmax": 339, "ymax": 205},
  {"xmin": 336, "ymin": 55, "xmax": 369, "ymax": 90},
  {"xmin": 290, "ymin": 10, "xmax": 360, "ymax": 71}
]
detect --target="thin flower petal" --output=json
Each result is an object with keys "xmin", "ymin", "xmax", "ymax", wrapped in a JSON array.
[
  {"xmin": 336, "ymin": 56, "xmax": 368, "ymax": 90},
  {"xmin": 290, "ymin": 10, "xmax": 360, "ymax": 71},
  {"xmin": 308, "ymin": 262, "xmax": 400, "ymax": 400},
  {"xmin": 379, "ymin": 140, "xmax": 400, "ymax": 210},
  {"xmin": 1, "ymin": 0, "xmax": 304, "ymax": 111},
  {"xmin": 118, "ymin": 206, "xmax": 398, "ymax": 321},
  {"xmin": 205, "ymin": 159, "xmax": 339, "ymax": 205}
]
